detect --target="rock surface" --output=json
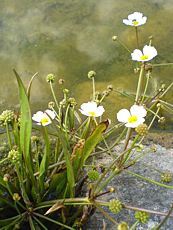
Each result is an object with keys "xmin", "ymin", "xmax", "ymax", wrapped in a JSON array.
[{"xmin": 85, "ymin": 143, "xmax": 173, "ymax": 230}]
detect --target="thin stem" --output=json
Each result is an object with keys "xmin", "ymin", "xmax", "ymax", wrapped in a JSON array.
[
  {"xmin": 154, "ymin": 204, "xmax": 173, "ymax": 229},
  {"xmin": 92, "ymin": 77, "xmax": 96, "ymax": 100},
  {"xmin": 141, "ymin": 72, "xmax": 151, "ymax": 103},
  {"xmin": 135, "ymin": 64, "xmax": 144, "ymax": 103},
  {"xmin": 127, "ymin": 171, "xmax": 173, "ymax": 189},
  {"xmin": 50, "ymin": 82, "xmax": 59, "ymax": 110},
  {"xmin": 152, "ymin": 63, "xmax": 173, "ymax": 67},
  {"xmin": 117, "ymin": 39, "xmax": 131, "ymax": 53},
  {"xmin": 135, "ymin": 27, "xmax": 139, "ymax": 48},
  {"xmin": 6, "ymin": 123, "xmax": 12, "ymax": 149}
]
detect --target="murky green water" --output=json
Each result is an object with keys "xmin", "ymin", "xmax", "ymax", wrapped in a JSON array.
[{"xmin": 0, "ymin": 0, "xmax": 172, "ymax": 129}]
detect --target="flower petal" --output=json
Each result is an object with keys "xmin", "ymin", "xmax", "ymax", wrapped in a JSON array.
[
  {"xmin": 131, "ymin": 49, "xmax": 143, "ymax": 61},
  {"xmin": 32, "ymin": 111, "xmax": 44, "ymax": 122},
  {"xmin": 130, "ymin": 105, "xmax": 147, "ymax": 118},
  {"xmin": 123, "ymin": 19, "xmax": 132, "ymax": 26},
  {"xmin": 45, "ymin": 109, "xmax": 56, "ymax": 119},
  {"xmin": 95, "ymin": 106, "xmax": 105, "ymax": 117},
  {"xmin": 117, "ymin": 109, "xmax": 130, "ymax": 123},
  {"xmin": 143, "ymin": 45, "xmax": 157, "ymax": 61}
]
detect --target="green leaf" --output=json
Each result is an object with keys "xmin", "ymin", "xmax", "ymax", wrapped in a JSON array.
[
  {"xmin": 27, "ymin": 72, "xmax": 38, "ymax": 100},
  {"xmin": 55, "ymin": 128, "xmax": 75, "ymax": 197},
  {"xmin": 80, "ymin": 120, "xmax": 109, "ymax": 167},
  {"xmin": 39, "ymin": 127, "xmax": 50, "ymax": 194},
  {"xmin": 0, "ymin": 214, "xmax": 21, "ymax": 226},
  {"xmin": 13, "ymin": 70, "xmax": 36, "ymax": 196},
  {"xmin": 49, "ymin": 172, "xmax": 67, "ymax": 197}
]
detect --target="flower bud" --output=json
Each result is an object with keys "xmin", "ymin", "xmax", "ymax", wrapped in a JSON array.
[
  {"xmin": 3, "ymin": 174, "xmax": 10, "ymax": 182},
  {"xmin": 0, "ymin": 110, "xmax": 14, "ymax": 126},
  {"xmin": 58, "ymin": 78, "xmax": 65, "ymax": 85},
  {"xmin": 158, "ymin": 117, "xmax": 165, "ymax": 124},
  {"xmin": 8, "ymin": 149, "xmax": 20, "ymax": 164},
  {"xmin": 144, "ymin": 63, "xmax": 152, "ymax": 72},
  {"xmin": 88, "ymin": 170, "xmax": 99, "ymax": 181},
  {"xmin": 31, "ymin": 135, "xmax": 40, "ymax": 144},
  {"xmin": 48, "ymin": 101, "xmax": 55, "ymax": 109},
  {"xmin": 135, "ymin": 124, "xmax": 148, "ymax": 136},
  {"xmin": 161, "ymin": 172, "xmax": 172, "ymax": 183},
  {"xmin": 68, "ymin": 98, "xmax": 77, "ymax": 106},
  {"xmin": 135, "ymin": 211, "xmax": 149, "ymax": 223},
  {"xmin": 134, "ymin": 68, "xmax": 140, "ymax": 74},
  {"xmin": 117, "ymin": 222, "xmax": 129, "ymax": 230},
  {"xmin": 112, "ymin": 35, "xmax": 118, "ymax": 41},
  {"xmin": 63, "ymin": 88, "xmax": 69, "ymax": 94},
  {"xmin": 109, "ymin": 199, "xmax": 122, "ymax": 214},
  {"xmin": 46, "ymin": 73, "xmax": 55, "ymax": 83},
  {"xmin": 13, "ymin": 193, "xmax": 21, "ymax": 201},
  {"xmin": 88, "ymin": 70, "xmax": 96, "ymax": 79},
  {"xmin": 107, "ymin": 85, "xmax": 113, "ymax": 91}
]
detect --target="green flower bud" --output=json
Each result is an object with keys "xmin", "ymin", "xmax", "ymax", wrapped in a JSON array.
[
  {"xmin": 135, "ymin": 211, "xmax": 149, "ymax": 224},
  {"xmin": 68, "ymin": 97, "xmax": 77, "ymax": 106},
  {"xmin": 109, "ymin": 199, "xmax": 122, "ymax": 214},
  {"xmin": 48, "ymin": 101, "xmax": 55, "ymax": 109},
  {"xmin": 8, "ymin": 149, "xmax": 20, "ymax": 164},
  {"xmin": 0, "ymin": 110, "xmax": 14, "ymax": 126},
  {"xmin": 112, "ymin": 35, "xmax": 118, "ymax": 41},
  {"xmin": 13, "ymin": 193, "xmax": 21, "ymax": 201},
  {"xmin": 46, "ymin": 73, "xmax": 55, "ymax": 83},
  {"xmin": 161, "ymin": 172, "xmax": 172, "ymax": 183},
  {"xmin": 88, "ymin": 70, "xmax": 96, "ymax": 79},
  {"xmin": 63, "ymin": 88, "xmax": 69, "ymax": 94},
  {"xmin": 3, "ymin": 174, "xmax": 10, "ymax": 182},
  {"xmin": 135, "ymin": 124, "xmax": 148, "ymax": 136},
  {"xmin": 158, "ymin": 117, "xmax": 165, "ymax": 124},
  {"xmin": 144, "ymin": 63, "xmax": 152, "ymax": 72},
  {"xmin": 107, "ymin": 85, "xmax": 113, "ymax": 91},
  {"xmin": 117, "ymin": 222, "xmax": 129, "ymax": 230},
  {"xmin": 58, "ymin": 78, "xmax": 65, "ymax": 85},
  {"xmin": 31, "ymin": 135, "xmax": 40, "ymax": 144},
  {"xmin": 88, "ymin": 170, "xmax": 99, "ymax": 181}
]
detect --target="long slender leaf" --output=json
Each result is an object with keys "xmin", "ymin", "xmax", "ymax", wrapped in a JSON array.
[
  {"xmin": 13, "ymin": 69, "xmax": 36, "ymax": 198},
  {"xmin": 80, "ymin": 120, "xmax": 109, "ymax": 167}
]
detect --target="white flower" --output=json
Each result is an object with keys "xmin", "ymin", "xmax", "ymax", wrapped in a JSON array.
[
  {"xmin": 117, "ymin": 105, "xmax": 147, "ymax": 128},
  {"xmin": 123, "ymin": 12, "xmax": 147, "ymax": 26},
  {"xmin": 32, "ymin": 109, "xmax": 56, "ymax": 126},
  {"xmin": 131, "ymin": 45, "xmax": 157, "ymax": 62},
  {"xmin": 79, "ymin": 101, "xmax": 105, "ymax": 117}
]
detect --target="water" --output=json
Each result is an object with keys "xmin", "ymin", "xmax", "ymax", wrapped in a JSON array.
[{"xmin": 0, "ymin": 0, "xmax": 172, "ymax": 129}]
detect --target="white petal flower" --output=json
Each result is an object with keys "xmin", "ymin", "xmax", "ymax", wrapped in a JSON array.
[
  {"xmin": 79, "ymin": 101, "xmax": 105, "ymax": 117},
  {"xmin": 123, "ymin": 12, "xmax": 147, "ymax": 27},
  {"xmin": 117, "ymin": 105, "xmax": 147, "ymax": 128},
  {"xmin": 32, "ymin": 109, "xmax": 56, "ymax": 126},
  {"xmin": 131, "ymin": 45, "xmax": 157, "ymax": 62}
]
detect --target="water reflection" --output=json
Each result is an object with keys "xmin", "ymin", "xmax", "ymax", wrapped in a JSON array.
[{"xmin": 0, "ymin": 0, "xmax": 172, "ymax": 128}]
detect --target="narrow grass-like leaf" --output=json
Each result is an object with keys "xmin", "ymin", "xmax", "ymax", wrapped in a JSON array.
[
  {"xmin": 13, "ymin": 70, "xmax": 36, "ymax": 194},
  {"xmin": 80, "ymin": 120, "xmax": 109, "ymax": 167},
  {"xmin": 27, "ymin": 72, "xmax": 38, "ymax": 100}
]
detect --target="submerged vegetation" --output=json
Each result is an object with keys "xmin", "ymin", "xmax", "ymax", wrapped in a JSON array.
[{"xmin": 0, "ymin": 12, "xmax": 173, "ymax": 229}]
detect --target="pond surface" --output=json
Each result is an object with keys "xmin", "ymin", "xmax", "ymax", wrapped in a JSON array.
[{"xmin": 0, "ymin": 0, "xmax": 172, "ymax": 129}]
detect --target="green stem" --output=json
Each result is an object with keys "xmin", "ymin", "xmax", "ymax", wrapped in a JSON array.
[
  {"xmin": 130, "ymin": 221, "xmax": 139, "ymax": 230},
  {"xmin": 127, "ymin": 171, "xmax": 173, "ymax": 189},
  {"xmin": 141, "ymin": 72, "xmax": 151, "ymax": 103},
  {"xmin": 135, "ymin": 27, "xmax": 139, "ymax": 48},
  {"xmin": 6, "ymin": 123, "xmax": 12, "ymax": 149},
  {"xmin": 92, "ymin": 77, "xmax": 96, "ymax": 100},
  {"xmin": 135, "ymin": 64, "xmax": 144, "ymax": 103},
  {"xmin": 33, "ymin": 212, "xmax": 75, "ymax": 230},
  {"xmin": 50, "ymin": 82, "xmax": 59, "ymax": 110},
  {"xmin": 154, "ymin": 204, "xmax": 173, "ymax": 229}
]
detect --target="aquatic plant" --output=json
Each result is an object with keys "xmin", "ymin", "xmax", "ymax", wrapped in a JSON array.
[{"xmin": 0, "ymin": 11, "xmax": 173, "ymax": 229}]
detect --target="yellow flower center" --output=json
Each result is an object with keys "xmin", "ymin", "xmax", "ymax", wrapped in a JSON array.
[
  {"xmin": 41, "ymin": 117, "xmax": 49, "ymax": 125},
  {"xmin": 140, "ymin": 55, "xmax": 149, "ymax": 60},
  {"xmin": 128, "ymin": 115, "xmax": 138, "ymax": 123},
  {"xmin": 132, "ymin": 20, "xmax": 139, "ymax": 26},
  {"xmin": 88, "ymin": 111, "xmax": 96, "ymax": 117}
]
